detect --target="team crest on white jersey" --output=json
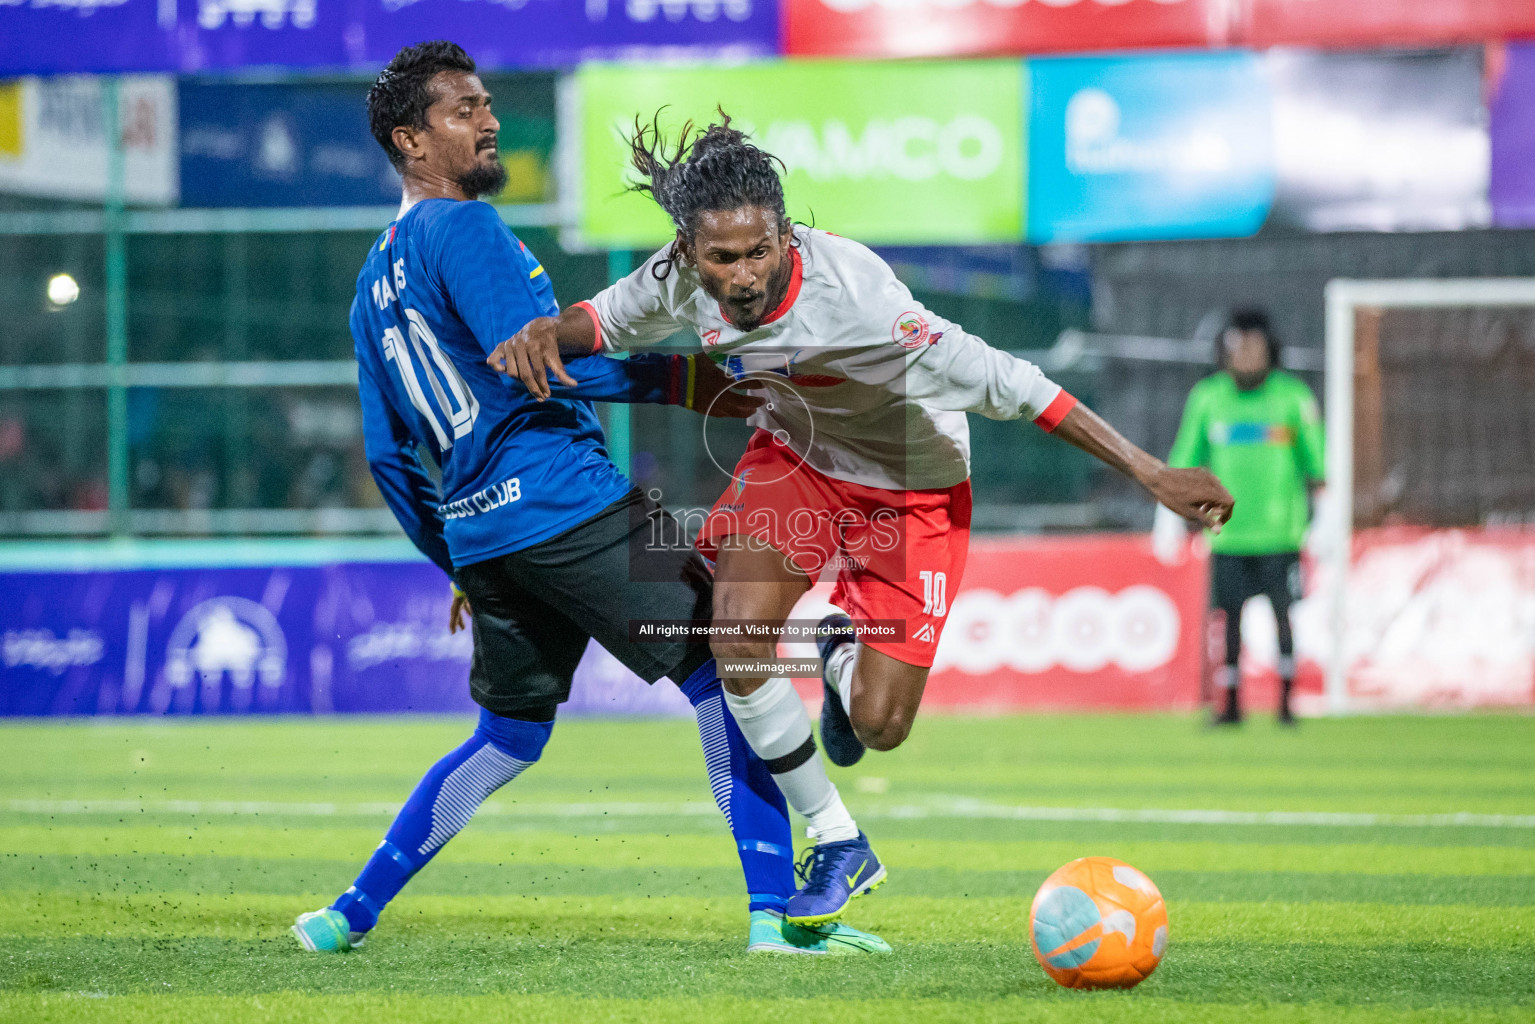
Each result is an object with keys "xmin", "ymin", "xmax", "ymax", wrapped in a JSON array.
[{"xmin": 893, "ymin": 311, "xmax": 931, "ymax": 349}]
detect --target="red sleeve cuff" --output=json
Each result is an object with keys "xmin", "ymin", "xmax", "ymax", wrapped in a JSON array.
[
  {"xmin": 1034, "ymin": 390, "xmax": 1078, "ymax": 433},
  {"xmin": 573, "ymin": 300, "xmax": 603, "ymax": 355}
]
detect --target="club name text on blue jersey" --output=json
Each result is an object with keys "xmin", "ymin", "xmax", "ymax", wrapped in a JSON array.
[
  {"xmin": 350, "ymin": 199, "xmax": 688, "ymax": 577},
  {"xmin": 441, "ymin": 477, "xmax": 521, "ymax": 521}
]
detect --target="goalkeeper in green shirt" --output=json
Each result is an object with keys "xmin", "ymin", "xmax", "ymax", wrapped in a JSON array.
[{"xmin": 1157, "ymin": 309, "xmax": 1326, "ymax": 726}]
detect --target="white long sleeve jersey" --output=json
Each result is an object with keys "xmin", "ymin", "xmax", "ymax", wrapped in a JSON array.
[{"xmin": 585, "ymin": 227, "xmax": 1068, "ymax": 492}]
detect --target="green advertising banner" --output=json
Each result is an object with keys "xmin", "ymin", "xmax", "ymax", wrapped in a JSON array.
[{"xmin": 571, "ymin": 60, "xmax": 1026, "ymax": 248}]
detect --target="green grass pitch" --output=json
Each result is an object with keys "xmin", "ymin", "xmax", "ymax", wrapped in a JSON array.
[{"xmin": 2, "ymin": 712, "xmax": 1533, "ymax": 1023}]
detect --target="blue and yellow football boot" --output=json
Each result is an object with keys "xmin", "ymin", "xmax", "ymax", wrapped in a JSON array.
[
  {"xmin": 785, "ymin": 832, "xmax": 887, "ymax": 927},
  {"xmin": 746, "ymin": 909, "xmax": 891, "ymax": 955}
]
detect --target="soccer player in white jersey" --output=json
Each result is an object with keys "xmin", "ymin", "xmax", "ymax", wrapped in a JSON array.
[{"xmin": 488, "ymin": 116, "xmax": 1234, "ymax": 926}]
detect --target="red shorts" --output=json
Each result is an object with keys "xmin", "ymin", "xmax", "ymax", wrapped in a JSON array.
[{"xmin": 696, "ymin": 430, "xmax": 971, "ymax": 668}]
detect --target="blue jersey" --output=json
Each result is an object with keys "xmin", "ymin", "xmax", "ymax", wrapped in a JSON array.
[{"xmin": 351, "ymin": 198, "xmax": 685, "ymax": 576}]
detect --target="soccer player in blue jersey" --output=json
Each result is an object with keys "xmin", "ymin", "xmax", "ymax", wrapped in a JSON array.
[{"xmin": 290, "ymin": 41, "xmax": 888, "ymax": 957}]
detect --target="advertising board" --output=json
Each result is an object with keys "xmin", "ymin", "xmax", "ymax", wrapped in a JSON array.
[
  {"xmin": 1247, "ymin": 0, "xmax": 1535, "ymax": 49},
  {"xmin": 0, "ymin": 559, "xmax": 689, "ymax": 717},
  {"xmin": 785, "ymin": 0, "xmax": 1218, "ymax": 60},
  {"xmin": 572, "ymin": 60, "xmax": 1025, "ymax": 248},
  {"xmin": 1490, "ymin": 42, "xmax": 1535, "ymax": 229},
  {"xmin": 0, "ymin": 0, "xmax": 778, "ymax": 75},
  {"xmin": 5, "ymin": 530, "xmax": 1528, "ymax": 718},
  {"xmin": 1027, "ymin": 52, "xmax": 1273, "ymax": 243},
  {"xmin": 0, "ymin": 75, "xmax": 177, "ymax": 205}
]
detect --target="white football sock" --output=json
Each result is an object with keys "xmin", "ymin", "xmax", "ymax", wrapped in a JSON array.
[
  {"xmin": 793, "ymin": 761, "xmax": 858, "ymax": 843},
  {"xmin": 825, "ymin": 643, "xmax": 857, "ymax": 717},
  {"xmin": 723, "ymin": 677, "xmax": 808, "ymax": 759},
  {"xmin": 724, "ymin": 677, "xmax": 859, "ymax": 844}
]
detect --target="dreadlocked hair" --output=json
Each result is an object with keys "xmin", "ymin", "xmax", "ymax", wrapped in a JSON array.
[{"xmin": 625, "ymin": 111, "xmax": 790, "ymax": 274}]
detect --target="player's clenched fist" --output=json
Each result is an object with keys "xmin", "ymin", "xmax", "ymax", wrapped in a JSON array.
[
  {"xmin": 1146, "ymin": 466, "xmax": 1235, "ymax": 534},
  {"xmin": 486, "ymin": 316, "xmax": 576, "ymax": 400}
]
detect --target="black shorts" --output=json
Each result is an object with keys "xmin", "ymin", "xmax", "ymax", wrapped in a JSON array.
[
  {"xmin": 454, "ymin": 489, "xmax": 713, "ymax": 721},
  {"xmin": 1211, "ymin": 552, "xmax": 1302, "ymax": 614}
]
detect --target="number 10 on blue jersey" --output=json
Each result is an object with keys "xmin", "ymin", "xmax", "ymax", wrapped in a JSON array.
[{"xmin": 383, "ymin": 307, "xmax": 480, "ymax": 449}]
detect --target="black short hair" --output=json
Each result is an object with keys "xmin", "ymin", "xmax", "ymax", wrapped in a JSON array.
[
  {"xmin": 625, "ymin": 110, "xmax": 789, "ymax": 246},
  {"xmin": 367, "ymin": 40, "xmax": 476, "ymax": 171},
  {"xmin": 1219, "ymin": 306, "xmax": 1282, "ymax": 369}
]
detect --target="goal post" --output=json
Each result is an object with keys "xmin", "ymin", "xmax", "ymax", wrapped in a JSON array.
[{"xmin": 1321, "ymin": 277, "xmax": 1535, "ymax": 714}]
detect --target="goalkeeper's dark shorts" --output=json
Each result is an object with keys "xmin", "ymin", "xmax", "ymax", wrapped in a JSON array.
[
  {"xmin": 1211, "ymin": 551, "xmax": 1302, "ymax": 615},
  {"xmin": 454, "ymin": 488, "xmax": 713, "ymax": 721}
]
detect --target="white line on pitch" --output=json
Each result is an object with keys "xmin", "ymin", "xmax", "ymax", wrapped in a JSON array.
[
  {"xmin": 0, "ymin": 799, "xmax": 718, "ymax": 819},
  {"xmin": 877, "ymin": 797, "xmax": 1535, "ymax": 829},
  {"xmin": 5, "ymin": 797, "xmax": 1534, "ymax": 829}
]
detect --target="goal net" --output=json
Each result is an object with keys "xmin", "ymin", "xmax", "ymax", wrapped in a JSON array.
[{"xmin": 1319, "ymin": 279, "xmax": 1535, "ymax": 712}]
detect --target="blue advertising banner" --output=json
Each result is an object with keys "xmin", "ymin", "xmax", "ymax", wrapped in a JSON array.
[
  {"xmin": 1, "ymin": 0, "xmax": 166, "ymax": 76},
  {"xmin": 180, "ymin": 81, "xmax": 400, "ymax": 207},
  {"xmin": 1027, "ymin": 52, "xmax": 1275, "ymax": 244},
  {"xmin": 176, "ymin": 0, "xmax": 357, "ymax": 72},
  {"xmin": 362, "ymin": 0, "xmax": 778, "ymax": 69},
  {"xmin": 179, "ymin": 77, "xmax": 556, "ymax": 206},
  {"xmin": 0, "ymin": 561, "xmax": 690, "ymax": 717},
  {"xmin": 0, "ymin": 0, "xmax": 354, "ymax": 76},
  {"xmin": 0, "ymin": 0, "xmax": 778, "ymax": 75}
]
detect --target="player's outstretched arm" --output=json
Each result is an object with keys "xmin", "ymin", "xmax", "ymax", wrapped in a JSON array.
[
  {"xmin": 546, "ymin": 352, "xmax": 762, "ymax": 418},
  {"xmin": 1052, "ymin": 403, "xmax": 1235, "ymax": 532},
  {"xmin": 487, "ymin": 246, "xmax": 688, "ymax": 397},
  {"xmin": 672, "ymin": 354, "xmax": 764, "ymax": 418},
  {"xmin": 485, "ymin": 308, "xmax": 595, "ymax": 400},
  {"xmin": 487, "ymin": 309, "xmax": 760, "ymax": 417}
]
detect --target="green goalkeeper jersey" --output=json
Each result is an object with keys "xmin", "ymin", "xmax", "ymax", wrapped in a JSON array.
[{"xmin": 1167, "ymin": 369, "xmax": 1325, "ymax": 555}]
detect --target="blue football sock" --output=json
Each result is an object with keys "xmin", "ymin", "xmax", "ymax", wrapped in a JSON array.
[
  {"xmin": 332, "ymin": 708, "xmax": 554, "ymax": 934},
  {"xmin": 679, "ymin": 658, "xmax": 796, "ymax": 914}
]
